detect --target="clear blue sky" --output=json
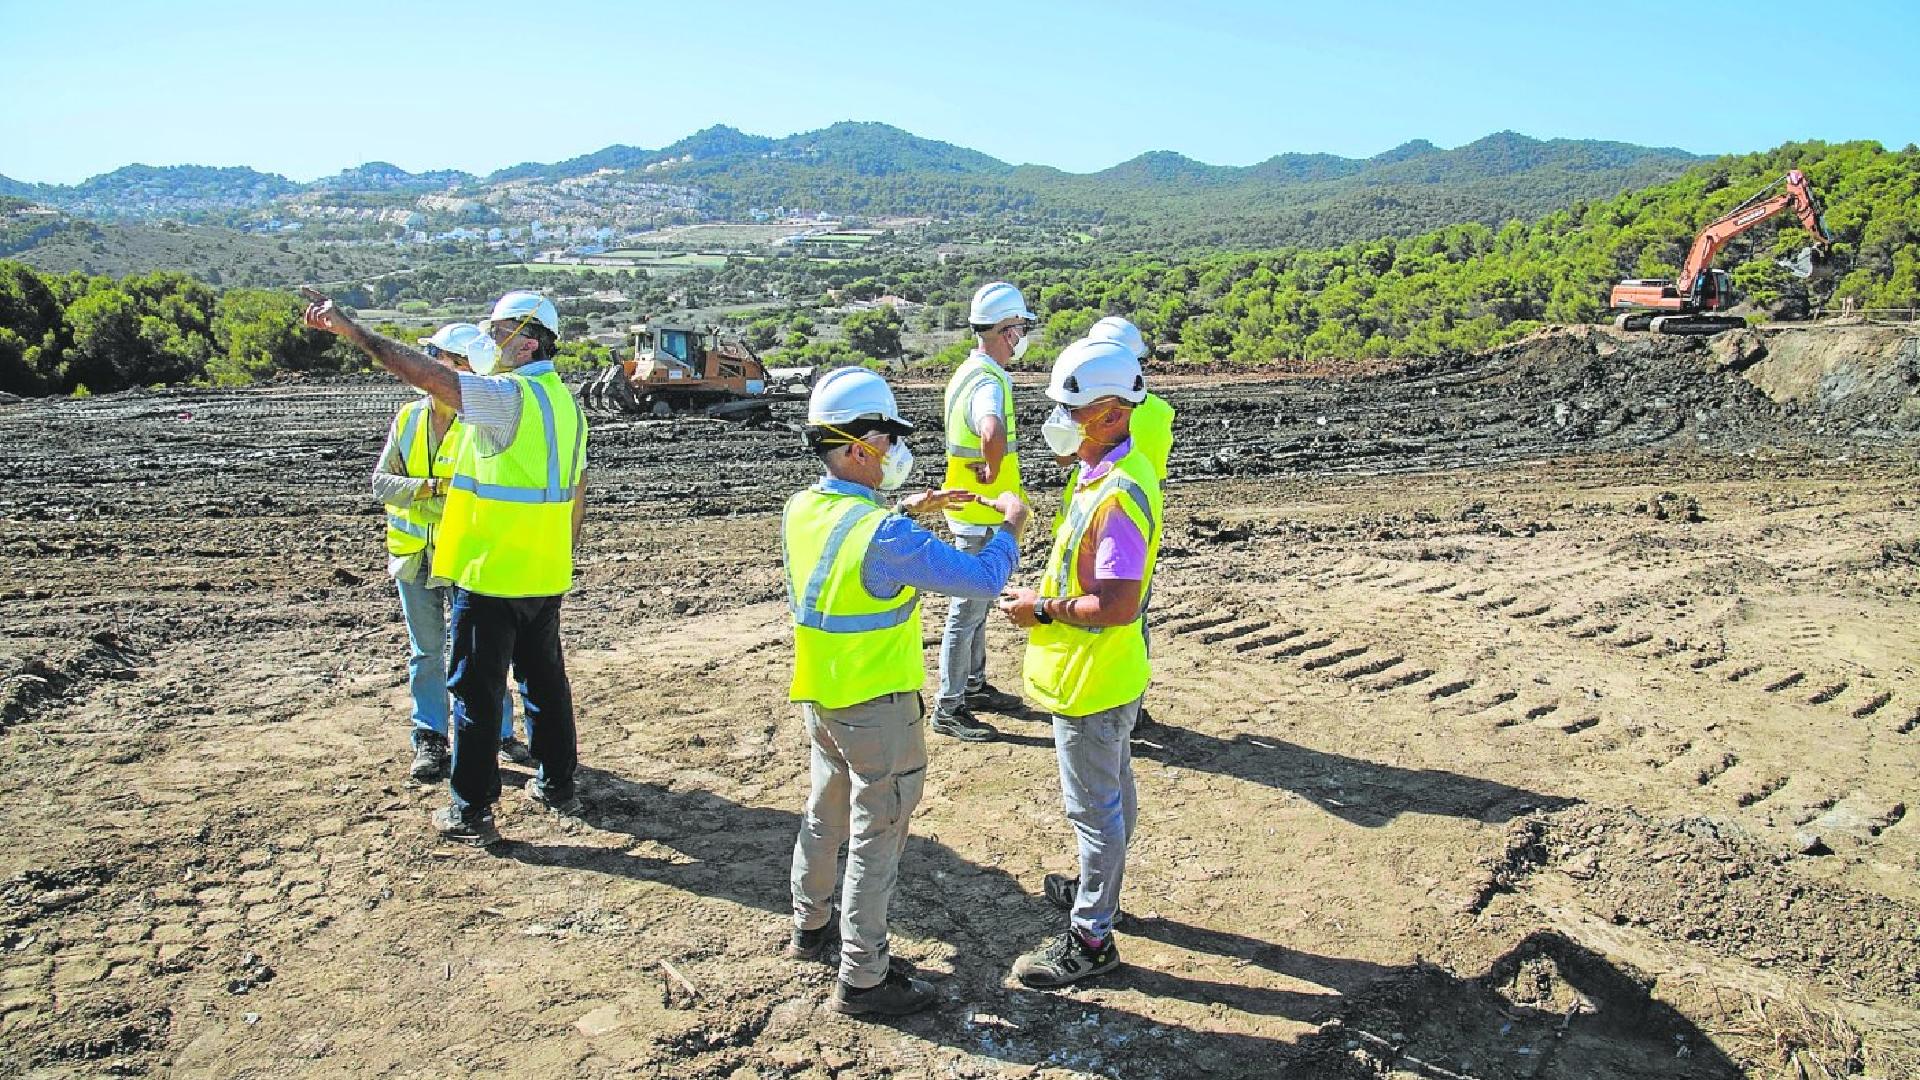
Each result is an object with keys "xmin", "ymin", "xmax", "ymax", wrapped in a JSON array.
[{"xmin": 3, "ymin": 0, "xmax": 1914, "ymax": 184}]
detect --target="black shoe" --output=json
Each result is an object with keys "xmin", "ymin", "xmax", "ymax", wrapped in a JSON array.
[
  {"xmin": 931, "ymin": 707, "xmax": 996, "ymax": 743},
  {"xmin": 432, "ymin": 807, "xmax": 500, "ymax": 847},
  {"xmin": 1012, "ymin": 930, "xmax": 1121, "ymax": 989},
  {"xmin": 787, "ymin": 910, "xmax": 838, "ymax": 962},
  {"xmin": 964, "ymin": 682, "xmax": 1025, "ymax": 714},
  {"xmin": 499, "ymin": 737, "xmax": 534, "ymax": 766},
  {"xmin": 410, "ymin": 734, "xmax": 450, "ymax": 782},
  {"xmin": 1042, "ymin": 873, "xmax": 1129, "ymax": 926},
  {"xmin": 833, "ymin": 969, "xmax": 936, "ymax": 1016},
  {"xmin": 523, "ymin": 777, "xmax": 582, "ymax": 816}
]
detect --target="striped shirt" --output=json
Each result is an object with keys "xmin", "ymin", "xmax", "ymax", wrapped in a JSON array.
[{"xmin": 455, "ymin": 360, "xmax": 561, "ymax": 452}]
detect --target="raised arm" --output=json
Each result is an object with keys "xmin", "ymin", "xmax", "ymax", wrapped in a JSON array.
[{"xmin": 301, "ymin": 288, "xmax": 462, "ymax": 411}]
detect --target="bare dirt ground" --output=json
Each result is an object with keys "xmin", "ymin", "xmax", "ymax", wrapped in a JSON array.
[{"xmin": 3, "ymin": 325, "xmax": 1918, "ymax": 1079}]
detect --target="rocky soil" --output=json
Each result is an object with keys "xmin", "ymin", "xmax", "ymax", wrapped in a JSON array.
[{"xmin": 3, "ymin": 325, "xmax": 1917, "ymax": 1078}]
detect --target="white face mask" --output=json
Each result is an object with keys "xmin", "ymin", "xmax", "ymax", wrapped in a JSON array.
[
  {"xmin": 1010, "ymin": 330, "xmax": 1032, "ymax": 362},
  {"xmin": 878, "ymin": 438, "xmax": 914, "ymax": 490},
  {"xmin": 464, "ymin": 336, "xmax": 502, "ymax": 376},
  {"xmin": 1040, "ymin": 404, "xmax": 1082, "ymax": 456}
]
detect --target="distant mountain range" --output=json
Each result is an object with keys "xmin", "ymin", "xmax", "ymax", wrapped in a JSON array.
[{"xmin": 0, "ymin": 121, "xmax": 1704, "ymax": 249}]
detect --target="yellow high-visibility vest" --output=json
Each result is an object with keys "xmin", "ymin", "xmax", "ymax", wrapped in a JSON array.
[
  {"xmin": 432, "ymin": 370, "xmax": 586, "ymax": 598},
  {"xmin": 1131, "ymin": 393, "xmax": 1175, "ymax": 481},
  {"xmin": 1023, "ymin": 447, "xmax": 1162, "ymax": 716},
  {"xmin": 783, "ymin": 486, "xmax": 923, "ymax": 708},
  {"xmin": 383, "ymin": 399, "xmax": 471, "ymax": 558},
  {"xmin": 942, "ymin": 352, "xmax": 1024, "ymax": 526}
]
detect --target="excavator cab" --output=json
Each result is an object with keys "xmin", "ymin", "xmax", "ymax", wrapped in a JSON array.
[{"xmin": 1688, "ymin": 269, "xmax": 1736, "ymax": 312}]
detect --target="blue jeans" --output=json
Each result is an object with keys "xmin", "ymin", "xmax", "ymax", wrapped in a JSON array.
[
  {"xmin": 1052, "ymin": 697, "xmax": 1141, "ymax": 941},
  {"xmin": 395, "ymin": 578, "xmax": 515, "ymax": 748},
  {"xmin": 446, "ymin": 589, "xmax": 578, "ymax": 818},
  {"xmin": 935, "ymin": 530, "xmax": 994, "ymax": 712}
]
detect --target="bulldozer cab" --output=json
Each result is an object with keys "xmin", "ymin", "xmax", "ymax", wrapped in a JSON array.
[
  {"xmin": 633, "ymin": 321, "xmax": 709, "ymax": 380},
  {"xmin": 657, "ymin": 327, "xmax": 695, "ymax": 369}
]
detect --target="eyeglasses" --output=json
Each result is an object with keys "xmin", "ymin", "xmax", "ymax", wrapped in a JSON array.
[{"xmin": 486, "ymin": 315, "xmax": 533, "ymax": 341}]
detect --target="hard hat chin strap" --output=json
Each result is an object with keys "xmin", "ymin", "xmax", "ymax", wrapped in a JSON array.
[{"xmin": 818, "ymin": 423, "xmax": 881, "ymax": 458}]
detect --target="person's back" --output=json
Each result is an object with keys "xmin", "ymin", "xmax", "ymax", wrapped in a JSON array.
[{"xmin": 783, "ymin": 367, "xmax": 1029, "ymax": 1018}]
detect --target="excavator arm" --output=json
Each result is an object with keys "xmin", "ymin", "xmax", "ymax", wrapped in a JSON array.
[{"xmin": 1676, "ymin": 170, "xmax": 1832, "ymax": 296}]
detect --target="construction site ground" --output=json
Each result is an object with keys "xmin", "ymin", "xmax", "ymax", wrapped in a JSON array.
[{"xmin": 3, "ymin": 324, "xmax": 1918, "ymax": 1079}]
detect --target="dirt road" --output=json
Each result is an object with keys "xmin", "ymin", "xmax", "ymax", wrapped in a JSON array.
[{"xmin": 3, "ymin": 326, "xmax": 1917, "ymax": 1078}]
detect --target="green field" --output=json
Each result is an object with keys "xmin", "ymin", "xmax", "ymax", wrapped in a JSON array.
[
  {"xmin": 503, "ymin": 252, "xmax": 729, "ymax": 276},
  {"xmin": 795, "ymin": 232, "xmax": 872, "ymax": 246}
]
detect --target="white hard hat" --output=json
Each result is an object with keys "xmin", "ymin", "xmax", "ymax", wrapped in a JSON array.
[
  {"xmin": 486, "ymin": 290, "xmax": 560, "ymax": 335},
  {"xmin": 968, "ymin": 281, "xmax": 1034, "ymax": 327},
  {"xmin": 417, "ymin": 322, "xmax": 489, "ymax": 357},
  {"xmin": 1048, "ymin": 338, "xmax": 1146, "ymax": 407},
  {"xmin": 1087, "ymin": 316, "xmax": 1149, "ymax": 360},
  {"xmin": 807, "ymin": 367, "xmax": 913, "ymax": 432}
]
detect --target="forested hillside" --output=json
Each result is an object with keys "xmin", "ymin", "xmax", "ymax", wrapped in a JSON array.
[
  {"xmin": 3, "ymin": 124, "xmax": 1698, "ymax": 253},
  {"xmin": 3, "ymin": 140, "xmax": 1913, "ymax": 396},
  {"xmin": 986, "ymin": 140, "xmax": 1918, "ymax": 364}
]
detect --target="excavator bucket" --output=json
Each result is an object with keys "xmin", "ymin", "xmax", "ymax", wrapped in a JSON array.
[{"xmin": 1778, "ymin": 247, "xmax": 1818, "ymax": 280}]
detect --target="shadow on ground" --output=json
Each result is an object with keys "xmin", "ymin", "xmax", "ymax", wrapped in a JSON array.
[{"xmin": 495, "ymin": 767, "xmax": 1726, "ymax": 1078}]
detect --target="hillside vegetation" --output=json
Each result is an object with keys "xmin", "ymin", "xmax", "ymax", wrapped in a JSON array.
[
  {"xmin": 2, "ymin": 125, "xmax": 1698, "ymax": 252},
  {"xmin": 2, "ymin": 140, "xmax": 1913, "ymax": 396},
  {"xmin": 923, "ymin": 140, "xmax": 1917, "ymax": 365}
]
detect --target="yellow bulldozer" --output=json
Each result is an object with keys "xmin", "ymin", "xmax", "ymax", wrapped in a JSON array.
[{"xmin": 579, "ymin": 320, "xmax": 811, "ymax": 419}]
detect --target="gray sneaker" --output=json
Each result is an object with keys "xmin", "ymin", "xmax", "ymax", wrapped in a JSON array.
[
  {"xmin": 1012, "ymin": 930, "xmax": 1120, "ymax": 988},
  {"xmin": 499, "ymin": 737, "xmax": 534, "ymax": 765},
  {"xmin": 834, "ymin": 969, "xmax": 936, "ymax": 1016},
  {"xmin": 931, "ymin": 707, "xmax": 996, "ymax": 743},
  {"xmin": 410, "ymin": 734, "xmax": 450, "ymax": 782},
  {"xmin": 523, "ymin": 777, "xmax": 582, "ymax": 816}
]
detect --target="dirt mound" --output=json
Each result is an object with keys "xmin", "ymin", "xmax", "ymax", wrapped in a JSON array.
[
  {"xmin": 1530, "ymin": 807, "xmax": 1920, "ymax": 1006},
  {"xmin": 1714, "ymin": 324, "xmax": 1920, "ymax": 432},
  {"xmin": 1, "ymin": 631, "xmax": 142, "ymax": 732},
  {"xmin": 1298, "ymin": 930, "xmax": 1744, "ymax": 1079}
]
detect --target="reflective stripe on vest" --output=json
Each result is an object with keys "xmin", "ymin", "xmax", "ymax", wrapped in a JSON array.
[
  {"xmin": 942, "ymin": 353, "xmax": 1023, "ymax": 525},
  {"xmin": 783, "ymin": 487, "xmax": 923, "ymax": 708},
  {"xmin": 385, "ymin": 401, "xmax": 436, "ymax": 557},
  {"xmin": 431, "ymin": 372, "xmax": 585, "ymax": 597},
  {"xmin": 1022, "ymin": 448, "xmax": 1162, "ymax": 716}
]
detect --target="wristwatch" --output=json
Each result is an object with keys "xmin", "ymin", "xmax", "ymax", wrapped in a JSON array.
[{"xmin": 1033, "ymin": 599, "xmax": 1054, "ymax": 625}]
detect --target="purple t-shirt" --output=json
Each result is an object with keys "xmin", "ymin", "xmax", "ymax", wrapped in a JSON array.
[{"xmin": 1076, "ymin": 440, "xmax": 1148, "ymax": 585}]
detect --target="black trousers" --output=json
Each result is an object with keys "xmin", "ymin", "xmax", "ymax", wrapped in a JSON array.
[{"xmin": 447, "ymin": 589, "xmax": 577, "ymax": 816}]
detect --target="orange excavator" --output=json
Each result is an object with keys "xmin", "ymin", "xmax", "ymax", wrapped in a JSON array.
[{"xmin": 1610, "ymin": 169, "xmax": 1833, "ymax": 335}]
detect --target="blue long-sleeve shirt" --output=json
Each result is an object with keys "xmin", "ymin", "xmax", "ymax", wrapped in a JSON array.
[{"xmin": 812, "ymin": 478, "xmax": 1019, "ymax": 600}]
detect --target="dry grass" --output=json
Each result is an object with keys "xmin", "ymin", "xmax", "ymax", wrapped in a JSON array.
[{"xmin": 1714, "ymin": 992, "xmax": 1917, "ymax": 1079}]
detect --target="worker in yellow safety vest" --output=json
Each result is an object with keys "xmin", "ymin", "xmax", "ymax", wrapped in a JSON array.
[
  {"xmin": 783, "ymin": 367, "xmax": 1029, "ymax": 1017},
  {"xmin": 304, "ymin": 288, "xmax": 587, "ymax": 847},
  {"xmin": 1078, "ymin": 317, "xmax": 1175, "ymax": 732},
  {"xmin": 373, "ymin": 323, "xmax": 523, "ymax": 783},
  {"xmin": 997, "ymin": 338, "xmax": 1161, "ymax": 990},
  {"xmin": 931, "ymin": 281, "xmax": 1035, "ymax": 743}
]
